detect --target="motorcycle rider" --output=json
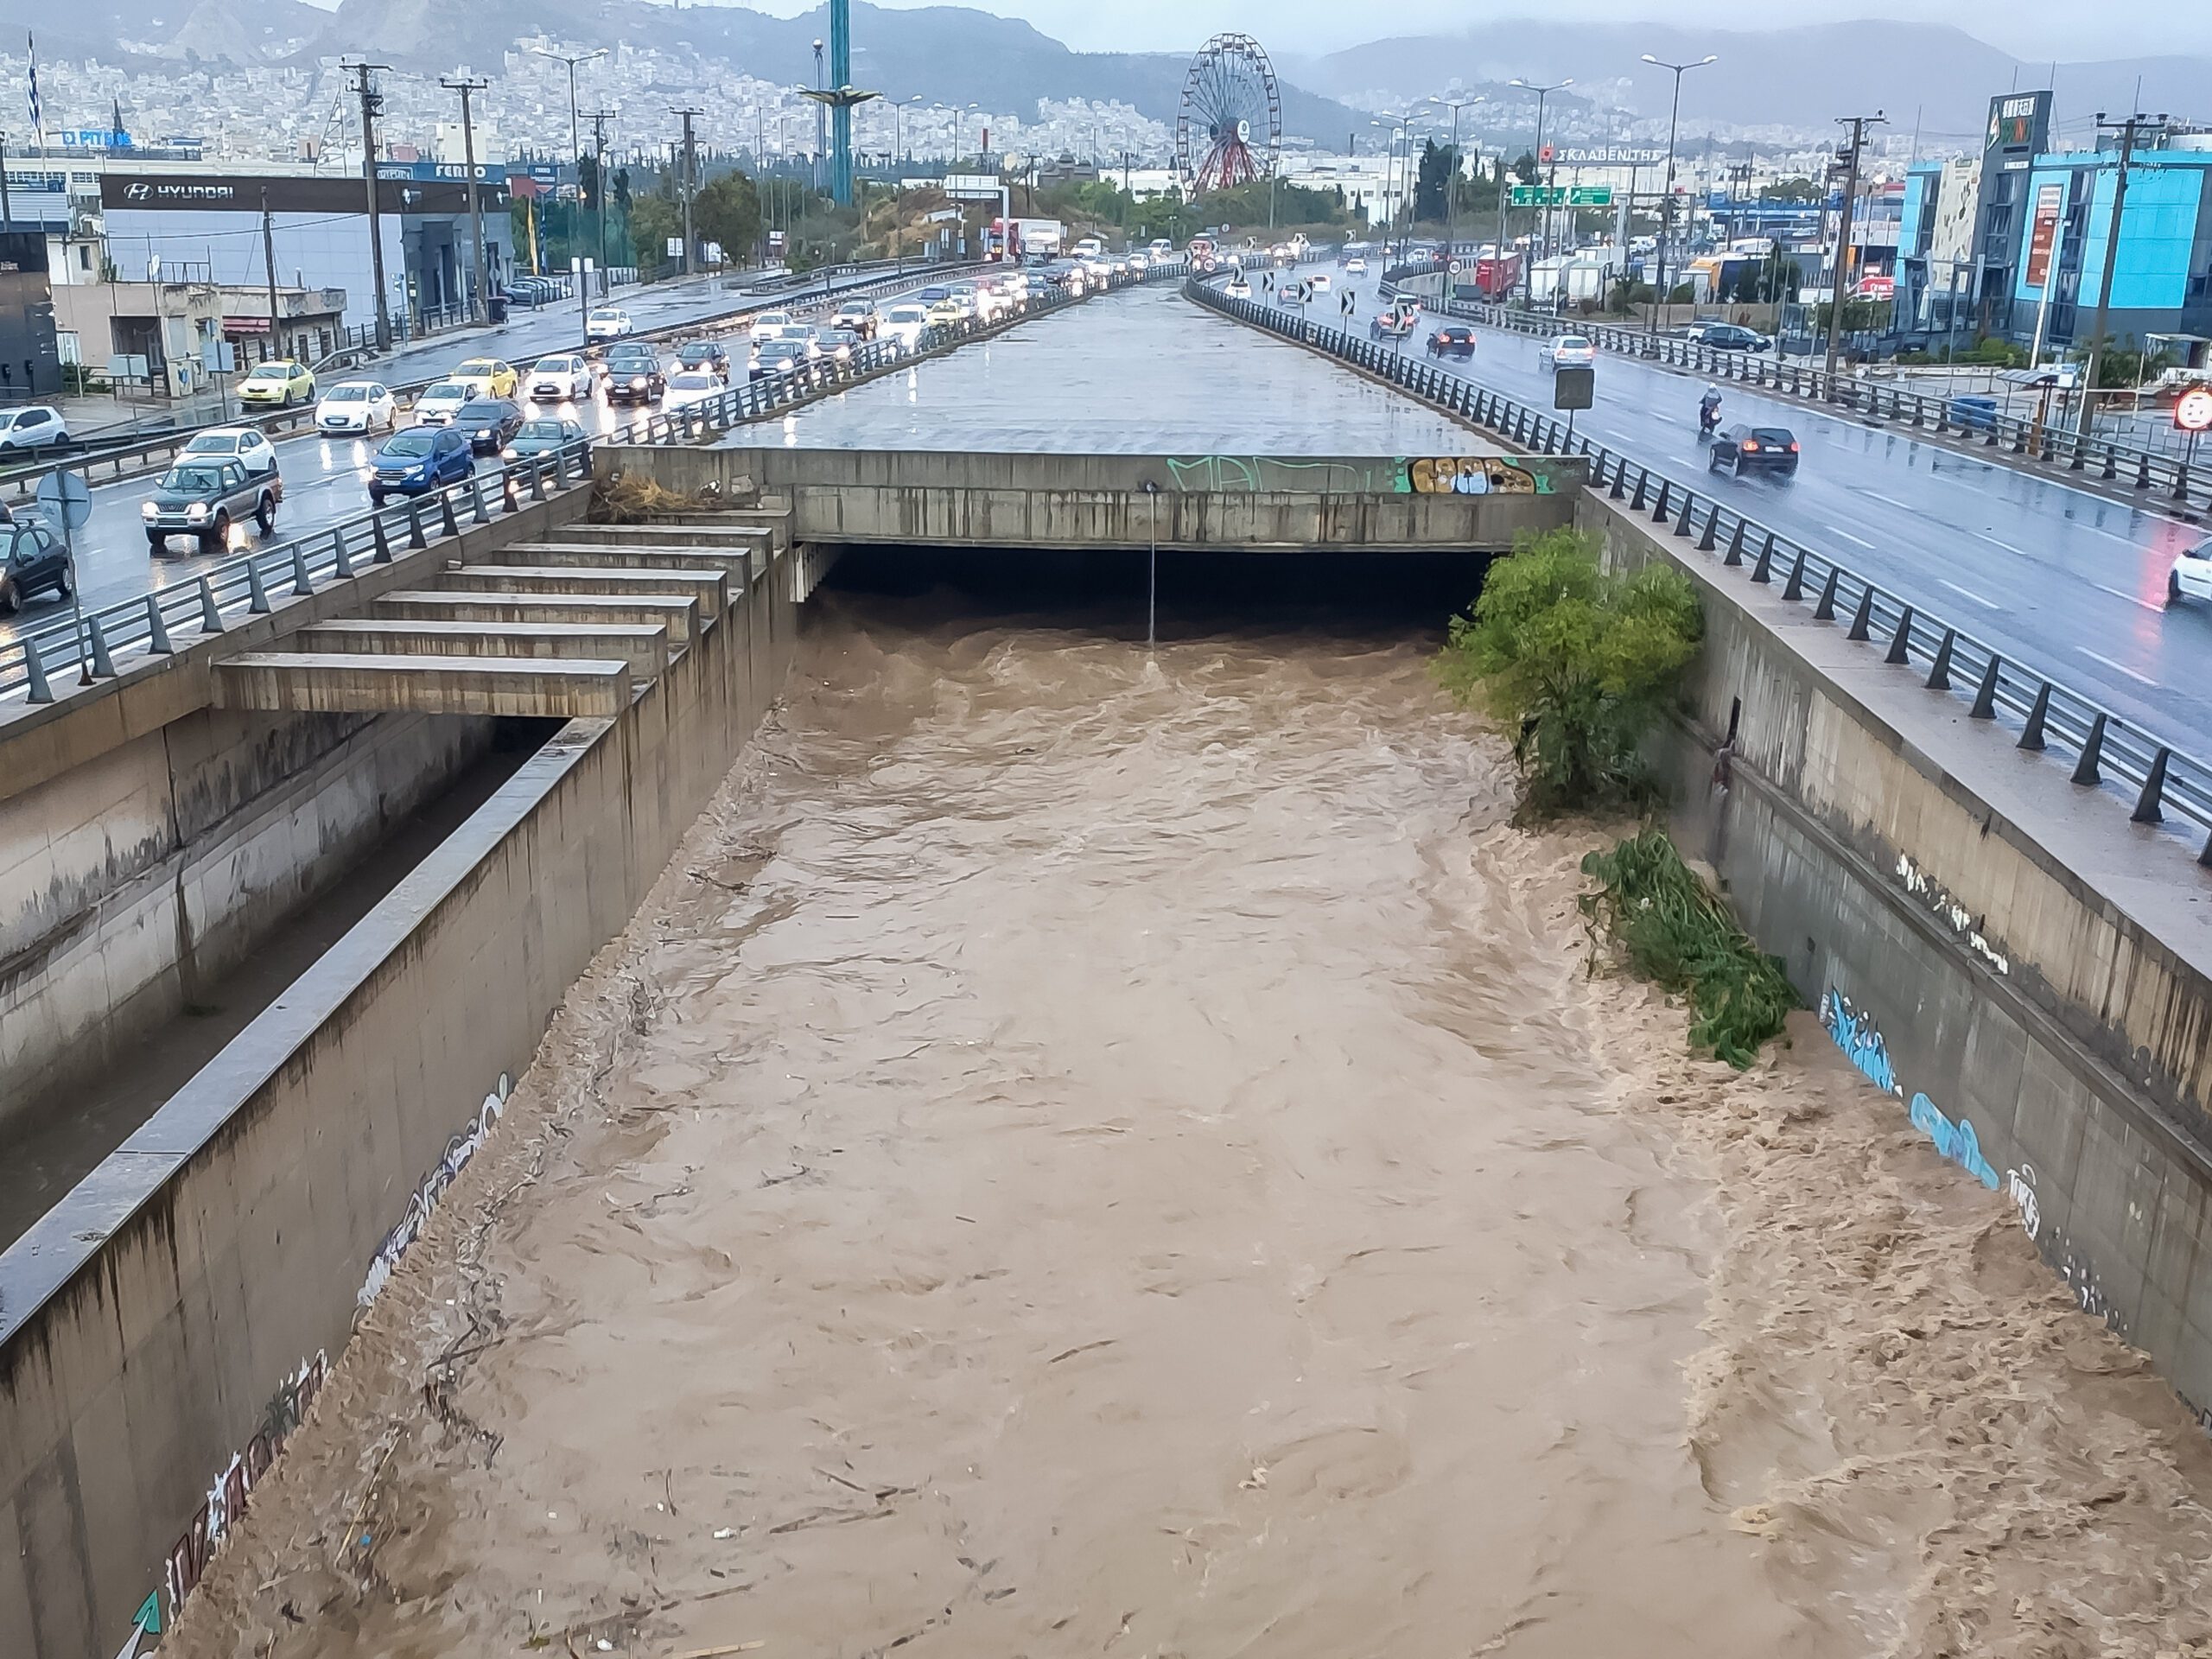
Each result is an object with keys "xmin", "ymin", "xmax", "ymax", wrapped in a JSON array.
[{"xmin": 1699, "ymin": 384, "xmax": 1723, "ymax": 436}]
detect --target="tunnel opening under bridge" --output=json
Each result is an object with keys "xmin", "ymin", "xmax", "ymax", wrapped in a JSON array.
[{"xmin": 820, "ymin": 543, "xmax": 1499, "ymax": 639}]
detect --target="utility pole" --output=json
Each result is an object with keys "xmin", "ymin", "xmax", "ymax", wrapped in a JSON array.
[
  {"xmin": 1822, "ymin": 111, "xmax": 1885, "ymax": 391},
  {"xmin": 671, "ymin": 107, "xmax": 702, "ymax": 275},
  {"xmin": 2077, "ymin": 110, "xmax": 2168, "ymax": 435},
  {"xmin": 584, "ymin": 110, "xmax": 615, "ymax": 278},
  {"xmin": 442, "ymin": 76, "xmax": 491, "ymax": 324},
  {"xmin": 259, "ymin": 187, "xmax": 281, "ymax": 360},
  {"xmin": 1640, "ymin": 53, "xmax": 1714, "ymax": 336},
  {"xmin": 1510, "ymin": 79, "xmax": 1571, "ymax": 307},
  {"xmin": 347, "ymin": 60, "xmax": 393, "ymax": 353}
]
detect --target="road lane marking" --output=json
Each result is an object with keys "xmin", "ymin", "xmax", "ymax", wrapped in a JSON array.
[
  {"xmin": 1980, "ymin": 534, "xmax": 2031, "ymax": 556},
  {"xmin": 2077, "ymin": 647, "xmax": 2159, "ymax": 687},
  {"xmin": 2090, "ymin": 580, "xmax": 2165, "ymax": 613},
  {"xmin": 1824, "ymin": 524, "xmax": 1878, "ymax": 550},
  {"xmin": 1937, "ymin": 579, "xmax": 2002, "ymax": 610},
  {"xmin": 1865, "ymin": 490, "xmax": 1915, "ymax": 512}
]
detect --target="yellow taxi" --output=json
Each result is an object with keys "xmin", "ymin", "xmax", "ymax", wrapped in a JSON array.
[
  {"xmin": 237, "ymin": 359, "xmax": 315, "ymax": 407},
  {"xmin": 925, "ymin": 298, "xmax": 965, "ymax": 327},
  {"xmin": 449, "ymin": 357, "xmax": 519, "ymax": 398}
]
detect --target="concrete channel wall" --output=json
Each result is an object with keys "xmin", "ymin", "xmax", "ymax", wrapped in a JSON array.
[
  {"xmin": 0, "ymin": 529, "xmax": 800, "ymax": 1658},
  {"xmin": 1580, "ymin": 492, "xmax": 2212, "ymax": 1421},
  {"xmin": 0, "ymin": 489, "xmax": 595, "ymax": 1137},
  {"xmin": 615, "ymin": 445, "xmax": 1582, "ymax": 553}
]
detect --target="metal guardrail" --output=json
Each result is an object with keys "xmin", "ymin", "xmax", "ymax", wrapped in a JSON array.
[
  {"xmin": 1187, "ymin": 274, "xmax": 2212, "ymax": 866},
  {"xmin": 0, "ymin": 442, "xmax": 598, "ymax": 708},
  {"xmin": 606, "ymin": 261, "xmax": 1187, "ymax": 449},
  {"xmin": 1438, "ymin": 297, "xmax": 2212, "ymax": 519}
]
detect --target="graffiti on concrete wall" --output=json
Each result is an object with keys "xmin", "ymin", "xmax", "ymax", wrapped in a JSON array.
[
  {"xmin": 357, "ymin": 1072, "xmax": 513, "ymax": 1312},
  {"xmin": 162, "ymin": 1350, "xmax": 327, "ymax": 1619},
  {"xmin": 1820, "ymin": 988, "xmax": 1897, "ymax": 1094},
  {"xmin": 1403, "ymin": 456, "xmax": 1548, "ymax": 495},
  {"xmin": 1820, "ymin": 988, "xmax": 2000, "ymax": 1190},
  {"xmin": 1896, "ymin": 854, "xmax": 2011, "ymax": 976},
  {"xmin": 1162, "ymin": 455, "xmax": 1400, "ymax": 493},
  {"xmin": 110, "ymin": 1593, "xmax": 160, "ymax": 1659}
]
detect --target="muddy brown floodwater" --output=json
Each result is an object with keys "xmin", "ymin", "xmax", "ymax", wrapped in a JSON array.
[{"xmin": 176, "ymin": 569, "xmax": 2212, "ymax": 1659}]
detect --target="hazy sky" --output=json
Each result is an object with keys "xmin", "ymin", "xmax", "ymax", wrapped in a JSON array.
[{"xmin": 733, "ymin": 0, "xmax": 2202, "ymax": 61}]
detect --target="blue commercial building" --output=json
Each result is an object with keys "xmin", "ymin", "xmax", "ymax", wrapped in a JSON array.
[{"xmin": 1898, "ymin": 100, "xmax": 2212, "ymax": 352}]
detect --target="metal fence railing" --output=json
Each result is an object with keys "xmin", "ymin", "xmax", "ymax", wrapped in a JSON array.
[
  {"xmin": 1185, "ymin": 273, "xmax": 2212, "ymax": 867},
  {"xmin": 604, "ymin": 260, "xmax": 1188, "ymax": 450},
  {"xmin": 0, "ymin": 443, "xmax": 596, "ymax": 709},
  {"xmin": 1433, "ymin": 296, "xmax": 2212, "ymax": 518}
]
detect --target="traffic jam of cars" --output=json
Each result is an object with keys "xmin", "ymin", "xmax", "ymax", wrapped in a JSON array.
[{"xmin": 0, "ymin": 259, "xmax": 1104, "ymax": 618}]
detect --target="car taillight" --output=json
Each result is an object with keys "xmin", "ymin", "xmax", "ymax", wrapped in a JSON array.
[
  {"xmin": 1742, "ymin": 440, "xmax": 1760, "ymax": 452},
  {"xmin": 1788, "ymin": 442, "xmax": 1800, "ymax": 453}
]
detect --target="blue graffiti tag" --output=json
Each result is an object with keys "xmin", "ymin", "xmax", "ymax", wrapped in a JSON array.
[
  {"xmin": 1821, "ymin": 988, "xmax": 2001, "ymax": 1191},
  {"xmin": 1909, "ymin": 1093, "xmax": 2001, "ymax": 1189},
  {"xmin": 1819, "ymin": 989, "xmax": 1897, "ymax": 1095}
]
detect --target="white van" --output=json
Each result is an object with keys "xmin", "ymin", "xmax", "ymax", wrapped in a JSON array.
[{"xmin": 1148, "ymin": 238, "xmax": 1174, "ymax": 261}]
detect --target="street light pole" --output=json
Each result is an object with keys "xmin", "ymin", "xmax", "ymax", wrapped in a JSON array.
[
  {"xmin": 1509, "ymin": 79, "xmax": 1570, "ymax": 306},
  {"xmin": 535, "ymin": 47, "xmax": 606, "ymax": 288},
  {"xmin": 1427, "ymin": 93, "xmax": 1483, "ymax": 280},
  {"xmin": 1640, "ymin": 52, "xmax": 1715, "ymax": 336}
]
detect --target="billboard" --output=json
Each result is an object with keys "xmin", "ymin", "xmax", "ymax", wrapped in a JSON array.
[
  {"xmin": 2024, "ymin": 181, "xmax": 2064, "ymax": 288},
  {"xmin": 1985, "ymin": 91, "xmax": 2051, "ymax": 165}
]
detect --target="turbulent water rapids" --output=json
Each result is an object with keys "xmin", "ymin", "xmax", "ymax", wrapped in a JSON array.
[{"xmin": 170, "ymin": 571, "xmax": 2212, "ymax": 1659}]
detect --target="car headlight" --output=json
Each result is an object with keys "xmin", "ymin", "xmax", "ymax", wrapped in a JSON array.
[
  {"xmin": 186, "ymin": 503, "xmax": 209, "ymax": 522},
  {"xmin": 140, "ymin": 501, "xmax": 157, "ymax": 520},
  {"xmin": 631, "ymin": 377, "xmax": 646, "ymax": 390}
]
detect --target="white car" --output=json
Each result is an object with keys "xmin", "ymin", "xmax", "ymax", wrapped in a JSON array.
[
  {"xmin": 750, "ymin": 309, "xmax": 794, "ymax": 339},
  {"xmin": 584, "ymin": 307, "xmax": 632, "ymax": 341},
  {"xmin": 1345, "ymin": 257, "xmax": 1369, "ymax": 276},
  {"xmin": 2171, "ymin": 537, "xmax": 2212, "ymax": 604},
  {"xmin": 833, "ymin": 300, "xmax": 878, "ymax": 338},
  {"xmin": 879, "ymin": 304, "xmax": 930, "ymax": 349},
  {"xmin": 1224, "ymin": 276, "xmax": 1253, "ymax": 300},
  {"xmin": 314, "ymin": 381, "xmax": 396, "ymax": 435},
  {"xmin": 1127, "ymin": 252, "xmax": 1148, "ymax": 272},
  {"xmin": 0, "ymin": 404, "xmax": 68, "ymax": 451},
  {"xmin": 1309, "ymin": 272, "xmax": 1332, "ymax": 292},
  {"xmin": 181, "ymin": 426, "xmax": 278, "ymax": 478},
  {"xmin": 412, "ymin": 381, "xmax": 473, "ymax": 425},
  {"xmin": 526, "ymin": 354, "xmax": 594, "ymax": 402},
  {"xmin": 664, "ymin": 371, "xmax": 723, "ymax": 411},
  {"xmin": 1148, "ymin": 238, "xmax": 1174, "ymax": 261},
  {"xmin": 1541, "ymin": 334, "xmax": 1598, "ymax": 371}
]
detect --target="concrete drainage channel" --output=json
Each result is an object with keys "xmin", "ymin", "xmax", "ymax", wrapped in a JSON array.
[{"xmin": 0, "ymin": 455, "xmax": 817, "ymax": 1649}]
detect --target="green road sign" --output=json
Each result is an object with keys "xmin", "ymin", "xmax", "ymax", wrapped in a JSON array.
[{"xmin": 1509, "ymin": 184, "xmax": 1615, "ymax": 207}]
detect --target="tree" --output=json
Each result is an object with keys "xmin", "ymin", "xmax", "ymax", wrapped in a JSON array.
[
  {"xmin": 1432, "ymin": 527, "xmax": 1702, "ymax": 811},
  {"xmin": 628, "ymin": 194, "xmax": 680, "ymax": 266},
  {"xmin": 1414, "ymin": 139, "xmax": 1461, "ymax": 223},
  {"xmin": 695, "ymin": 171, "xmax": 762, "ymax": 263},
  {"xmin": 613, "ymin": 168, "xmax": 632, "ymax": 213},
  {"xmin": 1766, "ymin": 175, "xmax": 1822, "ymax": 204},
  {"xmin": 1512, "ymin": 149, "xmax": 1540, "ymax": 186}
]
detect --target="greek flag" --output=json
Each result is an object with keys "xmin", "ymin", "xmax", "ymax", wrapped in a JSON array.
[{"xmin": 25, "ymin": 34, "xmax": 39, "ymax": 141}]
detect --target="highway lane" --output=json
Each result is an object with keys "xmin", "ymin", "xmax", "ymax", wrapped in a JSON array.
[
  {"xmin": 761, "ymin": 281, "xmax": 1476, "ymax": 453},
  {"xmin": 0, "ymin": 267, "xmax": 966, "ymax": 642},
  {"xmin": 1376, "ymin": 303, "xmax": 2212, "ymax": 742}
]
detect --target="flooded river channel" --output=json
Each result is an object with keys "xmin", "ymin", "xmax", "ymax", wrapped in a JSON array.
[{"xmin": 172, "ymin": 557, "xmax": 2212, "ymax": 1659}]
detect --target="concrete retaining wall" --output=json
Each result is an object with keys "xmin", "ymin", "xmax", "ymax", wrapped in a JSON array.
[
  {"xmin": 610, "ymin": 445, "xmax": 1582, "ymax": 554},
  {"xmin": 0, "ymin": 489, "xmax": 594, "ymax": 1138},
  {"xmin": 1580, "ymin": 492, "xmax": 2212, "ymax": 1421},
  {"xmin": 0, "ymin": 529, "xmax": 799, "ymax": 1658}
]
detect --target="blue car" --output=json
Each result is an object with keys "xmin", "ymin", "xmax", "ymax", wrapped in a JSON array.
[{"xmin": 367, "ymin": 423, "xmax": 474, "ymax": 505}]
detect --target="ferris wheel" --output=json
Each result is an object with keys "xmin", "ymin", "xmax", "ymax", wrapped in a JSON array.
[{"xmin": 1175, "ymin": 34, "xmax": 1282, "ymax": 194}]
